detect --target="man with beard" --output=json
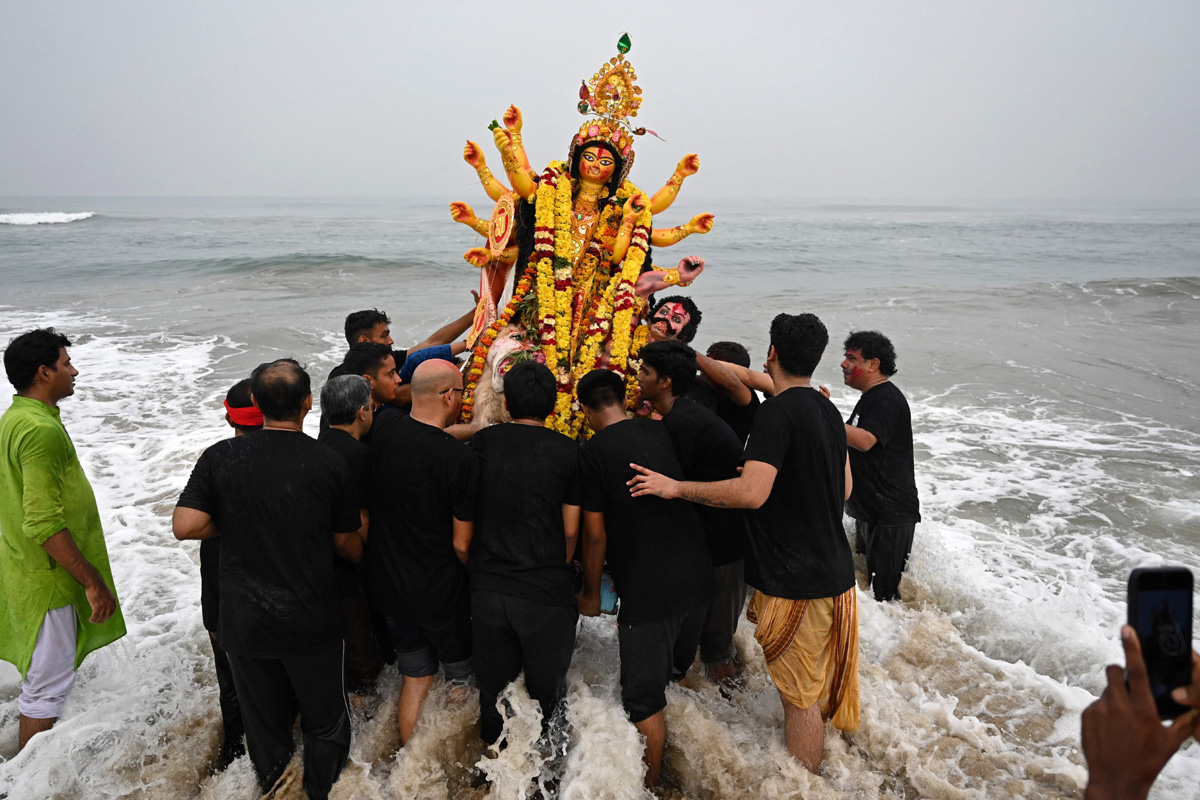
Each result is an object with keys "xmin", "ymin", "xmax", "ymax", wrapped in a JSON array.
[{"xmin": 646, "ymin": 295, "xmax": 702, "ymax": 344}]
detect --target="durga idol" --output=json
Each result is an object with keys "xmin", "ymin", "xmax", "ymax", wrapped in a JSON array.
[{"xmin": 448, "ymin": 34, "xmax": 714, "ymax": 438}]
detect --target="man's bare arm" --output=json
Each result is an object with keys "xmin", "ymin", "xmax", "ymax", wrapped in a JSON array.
[
  {"xmin": 723, "ymin": 362, "xmax": 775, "ymax": 396},
  {"xmin": 41, "ymin": 529, "xmax": 116, "ymax": 624},
  {"xmin": 696, "ymin": 354, "xmax": 753, "ymax": 406},
  {"xmin": 844, "ymin": 453, "xmax": 853, "ymax": 501},
  {"xmin": 577, "ymin": 510, "xmax": 606, "ymax": 616},
  {"xmin": 410, "ymin": 307, "xmax": 476, "ymax": 353},
  {"xmin": 628, "ymin": 460, "xmax": 778, "ymax": 509},
  {"xmin": 173, "ymin": 506, "xmax": 217, "ymax": 540},
  {"xmin": 845, "ymin": 424, "xmax": 877, "ymax": 452},
  {"xmin": 334, "ymin": 531, "xmax": 363, "ymax": 564},
  {"xmin": 453, "ymin": 517, "xmax": 473, "ymax": 564},
  {"xmin": 562, "ymin": 503, "xmax": 581, "ymax": 562}
]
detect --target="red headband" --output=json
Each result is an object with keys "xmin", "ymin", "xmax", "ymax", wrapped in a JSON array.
[{"xmin": 224, "ymin": 400, "xmax": 264, "ymax": 428}]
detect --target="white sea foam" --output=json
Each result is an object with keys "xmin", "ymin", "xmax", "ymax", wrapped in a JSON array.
[
  {"xmin": 1, "ymin": 307, "xmax": 1199, "ymax": 798},
  {"xmin": 0, "ymin": 212, "xmax": 96, "ymax": 225}
]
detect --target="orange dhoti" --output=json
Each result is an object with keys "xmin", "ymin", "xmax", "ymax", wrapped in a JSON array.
[{"xmin": 746, "ymin": 587, "xmax": 860, "ymax": 732}]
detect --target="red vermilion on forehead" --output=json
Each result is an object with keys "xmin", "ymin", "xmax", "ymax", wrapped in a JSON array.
[
  {"xmin": 593, "ymin": 146, "xmax": 613, "ymax": 160},
  {"xmin": 661, "ymin": 302, "xmax": 687, "ymax": 317}
]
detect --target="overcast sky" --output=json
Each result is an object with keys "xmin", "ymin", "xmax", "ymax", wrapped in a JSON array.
[{"xmin": 2, "ymin": 0, "xmax": 1198, "ymax": 198}]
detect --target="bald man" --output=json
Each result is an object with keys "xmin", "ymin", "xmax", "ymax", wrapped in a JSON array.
[{"xmin": 364, "ymin": 359, "xmax": 479, "ymax": 744}]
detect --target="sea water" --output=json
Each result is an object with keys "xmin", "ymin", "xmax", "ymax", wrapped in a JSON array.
[{"xmin": 0, "ymin": 197, "xmax": 1198, "ymax": 799}]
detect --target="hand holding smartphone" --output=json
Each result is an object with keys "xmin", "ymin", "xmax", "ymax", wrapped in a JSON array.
[{"xmin": 1127, "ymin": 566, "xmax": 1194, "ymax": 719}]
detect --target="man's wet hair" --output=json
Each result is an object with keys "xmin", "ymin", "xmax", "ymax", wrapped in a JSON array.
[
  {"xmin": 706, "ymin": 341, "xmax": 751, "ymax": 369},
  {"xmin": 341, "ymin": 342, "xmax": 394, "ymax": 380},
  {"xmin": 250, "ymin": 358, "xmax": 310, "ymax": 422},
  {"xmin": 638, "ymin": 340, "xmax": 697, "ymax": 398},
  {"xmin": 344, "ymin": 309, "xmax": 390, "ymax": 346},
  {"xmin": 650, "ymin": 295, "xmax": 702, "ymax": 343},
  {"xmin": 4, "ymin": 328, "xmax": 72, "ymax": 391},
  {"xmin": 503, "ymin": 361, "xmax": 556, "ymax": 421},
  {"xmin": 321, "ymin": 375, "xmax": 372, "ymax": 426},
  {"xmin": 577, "ymin": 369, "xmax": 625, "ymax": 412},
  {"xmin": 844, "ymin": 330, "xmax": 898, "ymax": 377},
  {"xmin": 769, "ymin": 313, "xmax": 828, "ymax": 378},
  {"xmin": 225, "ymin": 378, "xmax": 262, "ymax": 433}
]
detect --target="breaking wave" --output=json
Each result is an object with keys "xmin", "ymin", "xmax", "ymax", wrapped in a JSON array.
[{"xmin": 0, "ymin": 212, "xmax": 96, "ymax": 226}]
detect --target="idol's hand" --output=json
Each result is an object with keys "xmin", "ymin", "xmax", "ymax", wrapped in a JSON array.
[
  {"xmin": 676, "ymin": 154, "xmax": 700, "ymax": 177},
  {"xmin": 464, "ymin": 141, "xmax": 486, "ymax": 169},
  {"xmin": 492, "ymin": 126, "xmax": 512, "ymax": 154},
  {"xmin": 503, "ymin": 104, "xmax": 523, "ymax": 133},
  {"xmin": 623, "ymin": 193, "xmax": 649, "ymax": 221},
  {"xmin": 463, "ymin": 247, "xmax": 490, "ymax": 268},
  {"xmin": 627, "ymin": 463, "xmax": 681, "ymax": 499},
  {"xmin": 450, "ymin": 201, "xmax": 478, "ymax": 226},
  {"xmin": 688, "ymin": 212, "xmax": 715, "ymax": 235},
  {"xmin": 677, "ymin": 255, "xmax": 705, "ymax": 283}
]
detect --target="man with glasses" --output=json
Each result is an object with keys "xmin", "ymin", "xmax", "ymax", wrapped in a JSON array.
[{"xmin": 364, "ymin": 359, "xmax": 479, "ymax": 745}]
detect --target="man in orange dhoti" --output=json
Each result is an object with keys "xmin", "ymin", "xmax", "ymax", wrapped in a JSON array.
[{"xmin": 629, "ymin": 312, "xmax": 859, "ymax": 772}]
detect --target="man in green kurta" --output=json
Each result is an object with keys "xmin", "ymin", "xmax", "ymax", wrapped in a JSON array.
[{"xmin": 1, "ymin": 328, "xmax": 125, "ymax": 751}]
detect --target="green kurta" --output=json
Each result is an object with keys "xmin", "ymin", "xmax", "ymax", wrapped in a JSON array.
[{"xmin": 0, "ymin": 395, "xmax": 126, "ymax": 679}]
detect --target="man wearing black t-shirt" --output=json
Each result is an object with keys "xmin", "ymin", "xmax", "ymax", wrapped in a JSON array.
[
  {"xmin": 638, "ymin": 341, "xmax": 747, "ymax": 690},
  {"xmin": 686, "ymin": 341, "xmax": 760, "ymax": 444},
  {"xmin": 320, "ymin": 343, "xmax": 402, "ymax": 434},
  {"xmin": 173, "ymin": 360, "xmax": 361, "ymax": 800},
  {"xmin": 317, "ymin": 375, "xmax": 383, "ymax": 700},
  {"xmin": 366, "ymin": 358, "xmax": 479, "ymax": 745},
  {"xmin": 469, "ymin": 361, "xmax": 580, "ymax": 751},
  {"xmin": 839, "ymin": 331, "xmax": 920, "ymax": 602},
  {"xmin": 576, "ymin": 369, "xmax": 713, "ymax": 788},
  {"xmin": 629, "ymin": 313, "xmax": 859, "ymax": 775}
]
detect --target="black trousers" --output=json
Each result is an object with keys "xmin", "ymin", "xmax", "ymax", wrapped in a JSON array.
[
  {"xmin": 208, "ymin": 631, "xmax": 246, "ymax": 765},
  {"xmin": 856, "ymin": 519, "xmax": 917, "ymax": 602},
  {"xmin": 471, "ymin": 589, "xmax": 577, "ymax": 746},
  {"xmin": 227, "ymin": 642, "xmax": 350, "ymax": 800}
]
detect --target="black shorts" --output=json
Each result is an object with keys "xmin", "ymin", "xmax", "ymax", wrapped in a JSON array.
[
  {"xmin": 386, "ymin": 613, "xmax": 473, "ymax": 682},
  {"xmin": 617, "ymin": 600, "xmax": 707, "ymax": 723}
]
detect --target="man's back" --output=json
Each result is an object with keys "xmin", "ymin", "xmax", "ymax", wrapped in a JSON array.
[
  {"xmin": 580, "ymin": 419, "xmax": 712, "ymax": 623},
  {"xmin": 742, "ymin": 387, "xmax": 853, "ymax": 600},
  {"xmin": 177, "ymin": 429, "xmax": 358, "ymax": 658},
  {"xmin": 366, "ymin": 413, "xmax": 478, "ymax": 622}
]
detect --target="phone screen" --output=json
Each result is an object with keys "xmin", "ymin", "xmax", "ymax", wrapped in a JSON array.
[{"xmin": 1129, "ymin": 573, "xmax": 1194, "ymax": 718}]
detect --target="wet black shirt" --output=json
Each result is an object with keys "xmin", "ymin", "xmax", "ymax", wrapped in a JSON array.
[
  {"xmin": 469, "ymin": 423, "xmax": 581, "ymax": 606},
  {"xmin": 660, "ymin": 399, "xmax": 746, "ymax": 566},
  {"xmin": 687, "ymin": 380, "xmax": 761, "ymax": 445},
  {"xmin": 318, "ymin": 428, "xmax": 371, "ymax": 596},
  {"xmin": 177, "ymin": 429, "xmax": 360, "ymax": 658},
  {"xmin": 741, "ymin": 387, "xmax": 854, "ymax": 600},
  {"xmin": 366, "ymin": 414, "xmax": 479, "ymax": 622},
  {"xmin": 580, "ymin": 419, "xmax": 712, "ymax": 623},
  {"xmin": 845, "ymin": 381, "xmax": 921, "ymax": 526}
]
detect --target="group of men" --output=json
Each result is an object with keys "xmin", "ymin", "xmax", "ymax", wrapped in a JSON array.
[{"xmin": 1, "ymin": 306, "xmax": 927, "ymax": 798}]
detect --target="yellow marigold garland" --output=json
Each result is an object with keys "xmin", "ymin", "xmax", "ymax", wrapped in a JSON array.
[{"xmin": 459, "ymin": 263, "xmax": 537, "ymax": 423}]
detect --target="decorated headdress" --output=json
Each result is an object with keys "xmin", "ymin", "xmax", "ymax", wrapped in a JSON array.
[{"xmin": 569, "ymin": 33, "xmax": 655, "ymax": 188}]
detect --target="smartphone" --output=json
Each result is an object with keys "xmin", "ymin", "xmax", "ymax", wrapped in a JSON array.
[{"xmin": 1127, "ymin": 566, "xmax": 1194, "ymax": 718}]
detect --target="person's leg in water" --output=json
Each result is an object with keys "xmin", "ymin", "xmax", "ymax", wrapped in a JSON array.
[
  {"xmin": 17, "ymin": 606, "xmax": 78, "ymax": 751},
  {"xmin": 281, "ymin": 642, "xmax": 351, "ymax": 800},
  {"xmin": 781, "ymin": 693, "xmax": 824, "ymax": 773},
  {"xmin": 634, "ymin": 710, "xmax": 666, "ymax": 786}
]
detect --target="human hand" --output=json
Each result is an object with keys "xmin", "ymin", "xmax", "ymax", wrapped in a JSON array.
[
  {"xmin": 470, "ymin": 289, "xmax": 481, "ymax": 305},
  {"xmin": 819, "ymin": 385, "xmax": 831, "ymax": 399},
  {"xmin": 1081, "ymin": 626, "xmax": 1199, "ymax": 800},
  {"xmin": 677, "ymin": 255, "xmax": 705, "ymax": 283},
  {"xmin": 450, "ymin": 201, "xmax": 477, "ymax": 226},
  {"xmin": 464, "ymin": 141, "xmax": 485, "ymax": 169},
  {"xmin": 1171, "ymin": 652, "xmax": 1200, "ymax": 709},
  {"xmin": 676, "ymin": 154, "xmax": 699, "ymax": 176},
  {"xmin": 576, "ymin": 590, "xmax": 601, "ymax": 617},
  {"xmin": 85, "ymin": 579, "xmax": 116, "ymax": 624},
  {"xmin": 627, "ymin": 463, "xmax": 681, "ymax": 499},
  {"xmin": 688, "ymin": 212, "xmax": 715, "ymax": 235},
  {"xmin": 503, "ymin": 104, "xmax": 523, "ymax": 133},
  {"xmin": 463, "ymin": 248, "xmax": 489, "ymax": 268}
]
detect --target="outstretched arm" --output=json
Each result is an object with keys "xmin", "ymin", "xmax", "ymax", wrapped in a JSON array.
[
  {"xmin": 492, "ymin": 126, "xmax": 537, "ymax": 201},
  {"xmin": 464, "ymin": 245, "xmax": 519, "ymax": 269},
  {"xmin": 450, "ymin": 201, "xmax": 491, "ymax": 238},
  {"xmin": 465, "ymin": 140, "xmax": 508, "ymax": 202},
  {"xmin": 410, "ymin": 304, "xmax": 476, "ymax": 353},
  {"xmin": 628, "ymin": 460, "xmax": 778, "ymax": 509},
  {"xmin": 634, "ymin": 255, "xmax": 704, "ymax": 298},
  {"xmin": 649, "ymin": 154, "xmax": 699, "ymax": 215},
  {"xmin": 650, "ymin": 213, "xmax": 714, "ymax": 248},
  {"xmin": 721, "ymin": 362, "xmax": 775, "ymax": 396},
  {"xmin": 696, "ymin": 353, "xmax": 753, "ymax": 407}
]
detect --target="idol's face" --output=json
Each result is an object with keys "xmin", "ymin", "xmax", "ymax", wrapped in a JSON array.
[
  {"xmin": 649, "ymin": 302, "xmax": 690, "ymax": 342},
  {"xmin": 579, "ymin": 146, "xmax": 616, "ymax": 184}
]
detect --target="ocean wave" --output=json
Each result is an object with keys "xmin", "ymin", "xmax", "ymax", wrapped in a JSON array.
[{"xmin": 0, "ymin": 211, "xmax": 96, "ymax": 226}]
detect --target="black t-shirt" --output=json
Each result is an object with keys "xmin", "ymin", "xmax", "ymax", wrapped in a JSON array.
[
  {"xmin": 318, "ymin": 428, "xmax": 371, "ymax": 596},
  {"xmin": 199, "ymin": 538, "xmax": 220, "ymax": 632},
  {"xmin": 660, "ymin": 398, "xmax": 746, "ymax": 566},
  {"xmin": 177, "ymin": 429, "xmax": 360, "ymax": 658},
  {"xmin": 580, "ymin": 419, "xmax": 713, "ymax": 623},
  {"xmin": 741, "ymin": 387, "xmax": 854, "ymax": 600},
  {"xmin": 469, "ymin": 423, "xmax": 581, "ymax": 606},
  {"xmin": 686, "ymin": 379, "xmax": 761, "ymax": 444},
  {"xmin": 366, "ymin": 414, "xmax": 479, "ymax": 622},
  {"xmin": 845, "ymin": 381, "xmax": 921, "ymax": 525}
]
